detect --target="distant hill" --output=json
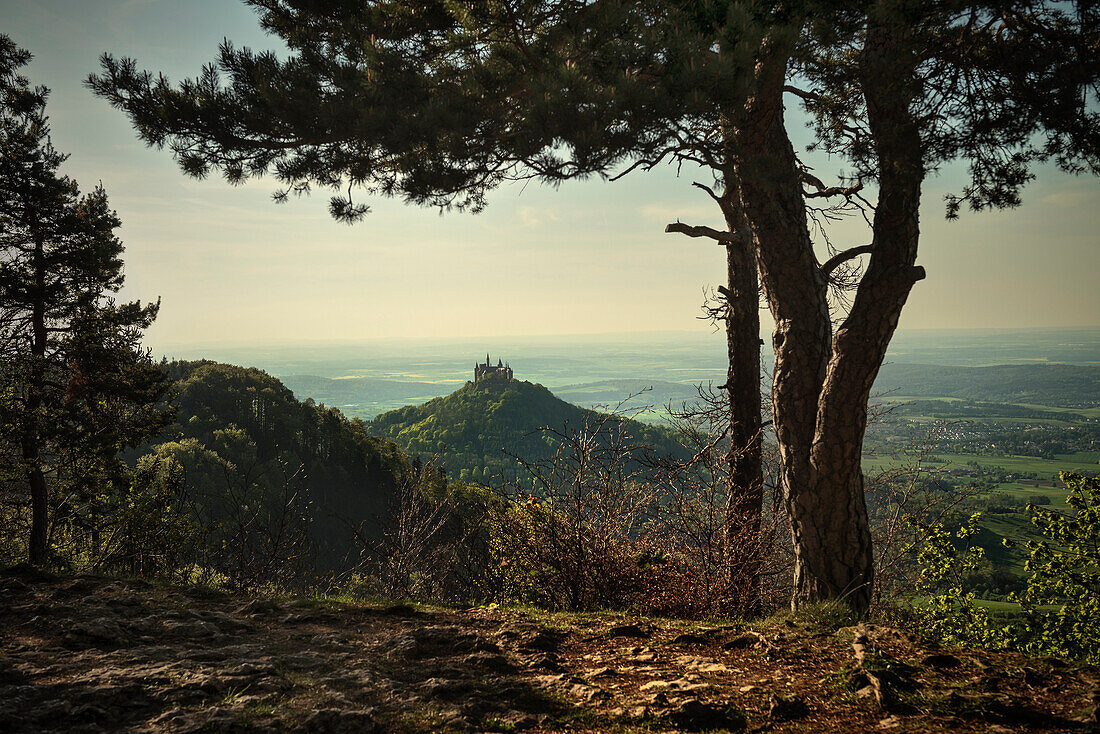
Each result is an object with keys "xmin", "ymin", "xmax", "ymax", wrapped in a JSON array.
[
  {"xmin": 369, "ymin": 377, "xmax": 689, "ymax": 483},
  {"xmin": 873, "ymin": 363, "xmax": 1100, "ymax": 407}
]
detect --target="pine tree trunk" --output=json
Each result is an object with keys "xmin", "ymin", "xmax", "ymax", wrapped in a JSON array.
[
  {"xmin": 26, "ymin": 234, "xmax": 49, "ymax": 566},
  {"xmin": 724, "ymin": 19, "xmax": 926, "ymax": 615},
  {"xmin": 790, "ymin": 13, "xmax": 926, "ymax": 611},
  {"xmin": 719, "ymin": 191, "xmax": 764, "ymax": 617},
  {"xmin": 26, "ymin": 461, "xmax": 48, "ymax": 566},
  {"xmin": 728, "ymin": 43, "xmax": 881, "ymax": 614}
]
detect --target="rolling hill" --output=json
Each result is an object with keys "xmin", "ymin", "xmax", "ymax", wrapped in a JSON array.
[{"xmin": 369, "ymin": 377, "xmax": 689, "ymax": 483}]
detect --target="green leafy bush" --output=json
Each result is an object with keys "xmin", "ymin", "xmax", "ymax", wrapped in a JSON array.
[
  {"xmin": 912, "ymin": 471, "xmax": 1100, "ymax": 663},
  {"xmin": 912, "ymin": 513, "xmax": 1002, "ymax": 649},
  {"xmin": 1006, "ymin": 472, "xmax": 1100, "ymax": 662}
]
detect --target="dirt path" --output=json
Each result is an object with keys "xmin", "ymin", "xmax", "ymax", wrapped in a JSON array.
[{"xmin": 0, "ymin": 566, "xmax": 1093, "ymax": 732}]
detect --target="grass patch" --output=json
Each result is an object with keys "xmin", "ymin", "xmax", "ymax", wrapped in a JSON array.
[{"xmin": 764, "ymin": 600, "xmax": 857, "ymax": 631}]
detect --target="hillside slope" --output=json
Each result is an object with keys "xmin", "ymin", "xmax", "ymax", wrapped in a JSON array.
[
  {"xmin": 0, "ymin": 566, "xmax": 1093, "ymax": 733},
  {"xmin": 151, "ymin": 361, "xmax": 412, "ymax": 570},
  {"xmin": 370, "ymin": 377, "xmax": 688, "ymax": 483}
]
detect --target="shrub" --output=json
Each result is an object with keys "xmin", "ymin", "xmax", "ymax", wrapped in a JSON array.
[
  {"xmin": 1006, "ymin": 472, "xmax": 1100, "ymax": 663},
  {"xmin": 912, "ymin": 472, "xmax": 1100, "ymax": 663},
  {"xmin": 911, "ymin": 513, "xmax": 1004, "ymax": 649}
]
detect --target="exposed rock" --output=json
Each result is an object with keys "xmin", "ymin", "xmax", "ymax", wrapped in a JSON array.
[
  {"xmin": 491, "ymin": 709, "xmax": 542, "ymax": 730},
  {"xmin": 922, "ymin": 653, "xmax": 961, "ymax": 669},
  {"xmin": 670, "ymin": 632, "xmax": 710, "ymax": 646},
  {"xmin": 153, "ymin": 706, "xmax": 250, "ymax": 733},
  {"xmin": 606, "ymin": 623, "xmax": 648, "ymax": 639},
  {"xmin": 644, "ymin": 691, "xmax": 670, "ymax": 707},
  {"xmin": 524, "ymin": 653, "xmax": 564, "ymax": 672},
  {"xmin": 461, "ymin": 651, "xmax": 516, "ymax": 673},
  {"xmin": 722, "ymin": 633, "xmax": 761, "ymax": 650},
  {"xmin": 0, "ymin": 658, "xmax": 26, "ymax": 685},
  {"xmin": 235, "ymin": 599, "xmax": 281, "ymax": 616},
  {"xmin": 182, "ymin": 585, "xmax": 229, "ymax": 601},
  {"xmin": 768, "ymin": 694, "xmax": 810, "ymax": 720},
  {"xmin": 568, "ymin": 682, "xmax": 608, "ymax": 702},
  {"xmin": 163, "ymin": 620, "xmax": 222, "ymax": 638},
  {"xmin": 64, "ymin": 619, "xmax": 127, "ymax": 648},
  {"xmin": 389, "ymin": 625, "xmax": 482, "ymax": 659},
  {"xmin": 585, "ymin": 666, "xmax": 618, "ymax": 678},
  {"xmin": 519, "ymin": 628, "xmax": 563, "ymax": 652},
  {"xmin": 0, "ymin": 577, "xmax": 32, "ymax": 595},
  {"xmin": 667, "ymin": 699, "xmax": 747, "ymax": 732},
  {"xmin": 419, "ymin": 677, "xmax": 477, "ymax": 701},
  {"xmin": 50, "ymin": 577, "xmax": 97, "ymax": 600}
]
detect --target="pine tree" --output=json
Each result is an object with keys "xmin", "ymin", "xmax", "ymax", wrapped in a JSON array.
[
  {"xmin": 0, "ymin": 36, "xmax": 171, "ymax": 565},
  {"xmin": 88, "ymin": 2, "xmax": 1099, "ymax": 613}
]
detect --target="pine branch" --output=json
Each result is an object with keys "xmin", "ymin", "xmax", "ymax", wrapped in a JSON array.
[
  {"xmin": 821, "ymin": 245, "xmax": 874, "ymax": 276},
  {"xmin": 664, "ymin": 222, "xmax": 745, "ymax": 245}
]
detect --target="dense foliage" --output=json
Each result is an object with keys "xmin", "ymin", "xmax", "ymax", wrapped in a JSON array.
[
  {"xmin": 914, "ymin": 472, "xmax": 1100, "ymax": 664},
  {"xmin": 139, "ymin": 361, "xmax": 412, "ymax": 585}
]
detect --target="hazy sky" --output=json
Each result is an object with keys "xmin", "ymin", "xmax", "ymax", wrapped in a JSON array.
[{"xmin": 3, "ymin": 0, "xmax": 1098, "ymax": 350}]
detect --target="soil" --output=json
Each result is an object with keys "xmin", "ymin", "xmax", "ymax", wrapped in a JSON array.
[{"xmin": 0, "ymin": 564, "xmax": 1095, "ymax": 733}]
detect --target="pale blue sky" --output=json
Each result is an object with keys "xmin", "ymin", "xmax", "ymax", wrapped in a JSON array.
[{"xmin": 2, "ymin": 0, "xmax": 1098, "ymax": 349}]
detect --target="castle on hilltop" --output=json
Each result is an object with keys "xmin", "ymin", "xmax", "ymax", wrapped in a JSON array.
[{"xmin": 474, "ymin": 354, "xmax": 513, "ymax": 382}]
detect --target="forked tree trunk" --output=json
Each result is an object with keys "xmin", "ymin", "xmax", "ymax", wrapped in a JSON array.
[
  {"xmin": 724, "ymin": 18, "xmax": 926, "ymax": 615},
  {"xmin": 801, "ymin": 12, "xmax": 925, "ymax": 611},
  {"xmin": 730, "ymin": 43, "xmax": 879, "ymax": 613}
]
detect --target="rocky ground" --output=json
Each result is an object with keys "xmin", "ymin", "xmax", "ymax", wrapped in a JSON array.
[{"xmin": 0, "ymin": 565, "xmax": 1096, "ymax": 733}]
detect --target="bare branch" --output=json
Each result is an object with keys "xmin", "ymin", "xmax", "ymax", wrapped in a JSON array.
[
  {"xmin": 665, "ymin": 222, "xmax": 746, "ymax": 245},
  {"xmin": 821, "ymin": 244, "xmax": 874, "ymax": 276},
  {"xmin": 783, "ymin": 85, "xmax": 821, "ymax": 104},
  {"xmin": 801, "ymin": 169, "xmax": 865, "ymax": 199}
]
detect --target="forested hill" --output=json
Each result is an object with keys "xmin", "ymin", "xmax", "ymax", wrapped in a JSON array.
[
  {"xmin": 149, "ymin": 361, "xmax": 412, "ymax": 570},
  {"xmin": 369, "ymin": 377, "xmax": 689, "ymax": 483},
  {"xmin": 874, "ymin": 362, "xmax": 1100, "ymax": 407}
]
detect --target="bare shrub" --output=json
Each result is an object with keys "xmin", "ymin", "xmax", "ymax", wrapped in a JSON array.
[
  {"xmin": 645, "ymin": 384, "xmax": 790, "ymax": 618},
  {"xmin": 344, "ymin": 459, "xmax": 496, "ymax": 604},
  {"xmin": 490, "ymin": 403, "xmax": 658, "ymax": 611}
]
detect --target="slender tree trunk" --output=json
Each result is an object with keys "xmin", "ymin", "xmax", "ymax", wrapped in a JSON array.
[
  {"xmin": 26, "ymin": 234, "xmax": 48, "ymax": 566},
  {"xmin": 716, "ymin": 182, "xmax": 765, "ymax": 616}
]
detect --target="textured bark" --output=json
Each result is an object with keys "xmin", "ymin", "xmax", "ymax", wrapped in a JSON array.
[
  {"xmin": 801, "ymin": 12, "xmax": 926, "ymax": 613},
  {"xmin": 727, "ymin": 35, "xmax": 918, "ymax": 612},
  {"xmin": 723, "ymin": 15, "xmax": 928, "ymax": 614},
  {"xmin": 717, "ymin": 187, "xmax": 764, "ymax": 616},
  {"xmin": 727, "ymin": 44, "xmax": 867, "ymax": 611}
]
